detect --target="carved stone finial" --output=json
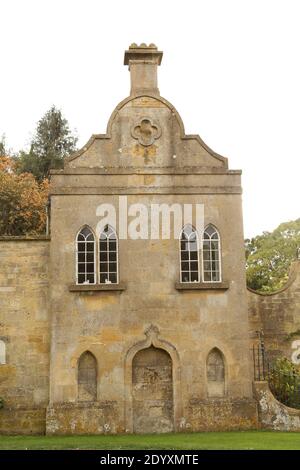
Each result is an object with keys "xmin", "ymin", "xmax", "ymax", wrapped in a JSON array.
[
  {"xmin": 129, "ymin": 43, "xmax": 157, "ymax": 50},
  {"xmin": 144, "ymin": 324, "xmax": 160, "ymax": 340}
]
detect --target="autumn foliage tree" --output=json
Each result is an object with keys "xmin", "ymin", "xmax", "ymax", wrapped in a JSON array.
[
  {"xmin": 0, "ymin": 154, "xmax": 49, "ymax": 236},
  {"xmin": 0, "ymin": 105, "xmax": 76, "ymax": 236}
]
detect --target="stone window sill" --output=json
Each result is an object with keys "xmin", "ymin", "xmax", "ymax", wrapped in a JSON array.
[
  {"xmin": 69, "ymin": 282, "xmax": 126, "ymax": 292},
  {"xmin": 175, "ymin": 281, "xmax": 229, "ymax": 291}
]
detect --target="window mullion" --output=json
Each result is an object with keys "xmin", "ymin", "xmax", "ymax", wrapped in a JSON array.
[{"xmin": 107, "ymin": 237, "xmax": 110, "ymax": 280}]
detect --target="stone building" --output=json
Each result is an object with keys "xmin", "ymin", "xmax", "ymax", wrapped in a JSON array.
[{"xmin": 0, "ymin": 44, "xmax": 300, "ymax": 434}]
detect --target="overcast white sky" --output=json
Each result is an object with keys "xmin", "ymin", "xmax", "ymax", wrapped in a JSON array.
[{"xmin": 1, "ymin": 0, "xmax": 299, "ymax": 238}]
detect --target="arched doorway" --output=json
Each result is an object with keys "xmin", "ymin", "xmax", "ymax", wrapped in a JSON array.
[{"xmin": 132, "ymin": 346, "xmax": 174, "ymax": 433}]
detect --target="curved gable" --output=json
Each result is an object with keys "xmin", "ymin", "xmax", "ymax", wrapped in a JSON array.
[{"xmin": 65, "ymin": 94, "xmax": 228, "ymax": 170}]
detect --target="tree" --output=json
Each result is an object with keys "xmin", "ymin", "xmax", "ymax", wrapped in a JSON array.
[
  {"xmin": 245, "ymin": 219, "xmax": 300, "ymax": 292},
  {"xmin": 0, "ymin": 154, "xmax": 49, "ymax": 236},
  {"xmin": 17, "ymin": 106, "xmax": 77, "ymax": 181},
  {"xmin": 0, "ymin": 136, "xmax": 15, "ymax": 173},
  {"xmin": 0, "ymin": 134, "xmax": 6, "ymax": 156}
]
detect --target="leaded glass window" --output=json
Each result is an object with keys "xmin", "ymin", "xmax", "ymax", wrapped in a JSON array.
[
  {"xmin": 76, "ymin": 226, "xmax": 95, "ymax": 284},
  {"xmin": 180, "ymin": 225, "xmax": 200, "ymax": 283},
  {"xmin": 99, "ymin": 225, "xmax": 118, "ymax": 284},
  {"xmin": 202, "ymin": 225, "xmax": 221, "ymax": 282}
]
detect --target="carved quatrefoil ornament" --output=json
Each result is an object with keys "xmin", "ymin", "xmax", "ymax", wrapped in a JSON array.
[{"xmin": 131, "ymin": 117, "xmax": 161, "ymax": 146}]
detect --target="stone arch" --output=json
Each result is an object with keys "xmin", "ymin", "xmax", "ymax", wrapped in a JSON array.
[
  {"xmin": 124, "ymin": 325, "xmax": 182, "ymax": 433},
  {"xmin": 78, "ymin": 351, "xmax": 97, "ymax": 401},
  {"xmin": 247, "ymin": 260, "xmax": 300, "ymax": 296},
  {"xmin": 106, "ymin": 94, "xmax": 186, "ymax": 140},
  {"xmin": 206, "ymin": 347, "xmax": 226, "ymax": 398}
]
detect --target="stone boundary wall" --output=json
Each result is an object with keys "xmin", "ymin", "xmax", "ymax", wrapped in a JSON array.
[
  {"xmin": 254, "ymin": 381, "xmax": 300, "ymax": 431},
  {"xmin": 248, "ymin": 260, "xmax": 300, "ymax": 362},
  {"xmin": 46, "ymin": 402, "xmax": 121, "ymax": 435},
  {"xmin": 0, "ymin": 238, "xmax": 50, "ymax": 434},
  {"xmin": 185, "ymin": 398, "xmax": 258, "ymax": 431},
  {"xmin": 0, "ymin": 407, "xmax": 46, "ymax": 435},
  {"xmin": 46, "ymin": 399, "xmax": 258, "ymax": 434}
]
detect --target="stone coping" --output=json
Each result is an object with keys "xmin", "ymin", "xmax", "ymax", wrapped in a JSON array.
[
  {"xmin": 0, "ymin": 405, "xmax": 47, "ymax": 411},
  {"xmin": 175, "ymin": 281, "xmax": 229, "ymax": 290},
  {"xmin": 51, "ymin": 186, "xmax": 242, "ymax": 196},
  {"xmin": 0, "ymin": 236, "xmax": 50, "ymax": 241},
  {"xmin": 47, "ymin": 401, "xmax": 116, "ymax": 409},
  {"xmin": 68, "ymin": 283, "xmax": 126, "ymax": 292},
  {"xmin": 50, "ymin": 167, "xmax": 242, "ymax": 175}
]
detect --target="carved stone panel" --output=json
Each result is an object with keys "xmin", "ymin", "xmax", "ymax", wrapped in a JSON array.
[
  {"xmin": 132, "ymin": 346, "xmax": 174, "ymax": 433},
  {"xmin": 131, "ymin": 117, "xmax": 161, "ymax": 146}
]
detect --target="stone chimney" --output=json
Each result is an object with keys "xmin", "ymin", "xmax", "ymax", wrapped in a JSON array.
[{"xmin": 124, "ymin": 43, "xmax": 163, "ymax": 96}]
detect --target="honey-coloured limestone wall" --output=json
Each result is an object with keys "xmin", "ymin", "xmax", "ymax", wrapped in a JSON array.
[
  {"xmin": 254, "ymin": 381, "xmax": 300, "ymax": 431},
  {"xmin": 46, "ymin": 89, "xmax": 257, "ymax": 432},
  {"xmin": 5, "ymin": 44, "xmax": 300, "ymax": 435},
  {"xmin": 248, "ymin": 260, "xmax": 300, "ymax": 363},
  {"xmin": 0, "ymin": 238, "xmax": 50, "ymax": 434}
]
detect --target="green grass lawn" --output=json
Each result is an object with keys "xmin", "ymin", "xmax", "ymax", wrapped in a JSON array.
[{"xmin": 0, "ymin": 431, "xmax": 300, "ymax": 450}]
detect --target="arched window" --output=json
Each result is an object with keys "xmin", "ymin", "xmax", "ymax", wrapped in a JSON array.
[
  {"xmin": 202, "ymin": 225, "xmax": 221, "ymax": 282},
  {"xmin": 99, "ymin": 225, "xmax": 118, "ymax": 284},
  {"xmin": 207, "ymin": 348, "xmax": 225, "ymax": 397},
  {"xmin": 0, "ymin": 340, "xmax": 6, "ymax": 365},
  {"xmin": 76, "ymin": 226, "xmax": 96, "ymax": 284},
  {"xmin": 78, "ymin": 351, "xmax": 97, "ymax": 401},
  {"xmin": 180, "ymin": 225, "xmax": 200, "ymax": 283}
]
